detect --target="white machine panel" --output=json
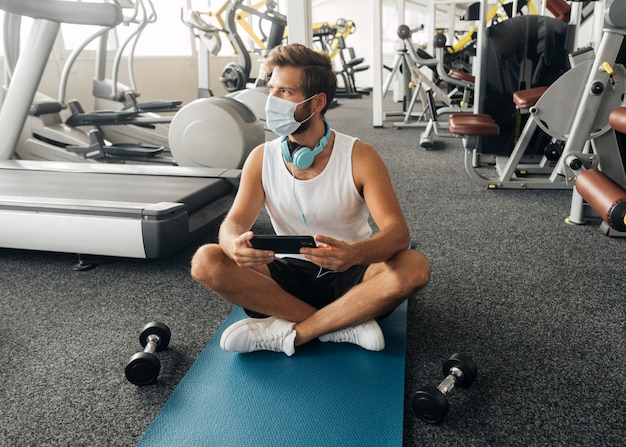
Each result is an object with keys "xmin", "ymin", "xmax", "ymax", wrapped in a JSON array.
[{"xmin": 0, "ymin": 211, "xmax": 146, "ymax": 258}]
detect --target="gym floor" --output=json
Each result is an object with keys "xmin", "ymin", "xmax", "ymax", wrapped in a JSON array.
[{"xmin": 0, "ymin": 94, "xmax": 623, "ymax": 446}]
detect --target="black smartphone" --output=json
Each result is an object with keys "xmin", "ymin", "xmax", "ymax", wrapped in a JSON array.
[{"xmin": 250, "ymin": 235, "xmax": 316, "ymax": 253}]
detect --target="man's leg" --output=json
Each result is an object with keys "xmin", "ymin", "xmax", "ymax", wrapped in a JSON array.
[
  {"xmin": 293, "ymin": 249, "xmax": 430, "ymax": 346},
  {"xmin": 192, "ymin": 245, "xmax": 429, "ymax": 354},
  {"xmin": 191, "ymin": 244, "xmax": 318, "ymax": 322}
]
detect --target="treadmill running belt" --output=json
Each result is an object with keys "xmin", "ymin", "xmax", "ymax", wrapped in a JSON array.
[{"xmin": 0, "ymin": 169, "xmax": 231, "ymax": 210}]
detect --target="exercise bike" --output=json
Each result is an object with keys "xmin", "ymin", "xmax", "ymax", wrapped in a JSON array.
[
  {"xmin": 6, "ymin": 2, "xmax": 263, "ymax": 169},
  {"xmin": 3, "ymin": 9, "xmax": 164, "ymax": 163},
  {"xmin": 86, "ymin": 0, "xmax": 179, "ymax": 152},
  {"xmin": 219, "ymin": 0, "xmax": 286, "ymax": 93}
]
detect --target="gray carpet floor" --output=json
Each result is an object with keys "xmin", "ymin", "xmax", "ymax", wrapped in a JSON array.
[{"xmin": 0, "ymin": 94, "xmax": 624, "ymax": 446}]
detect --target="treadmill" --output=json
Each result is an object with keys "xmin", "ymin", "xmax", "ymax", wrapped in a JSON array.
[{"xmin": 0, "ymin": 0, "xmax": 239, "ymax": 259}]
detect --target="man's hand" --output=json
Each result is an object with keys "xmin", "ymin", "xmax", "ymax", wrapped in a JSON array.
[
  {"xmin": 300, "ymin": 234, "xmax": 357, "ymax": 272},
  {"xmin": 231, "ymin": 231, "xmax": 275, "ymax": 268}
]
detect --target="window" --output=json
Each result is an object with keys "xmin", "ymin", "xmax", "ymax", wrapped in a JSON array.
[{"xmin": 58, "ymin": 0, "xmax": 194, "ymax": 57}]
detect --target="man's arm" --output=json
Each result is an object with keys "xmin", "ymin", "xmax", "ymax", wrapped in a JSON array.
[
  {"xmin": 355, "ymin": 140, "xmax": 411, "ymax": 259},
  {"xmin": 218, "ymin": 145, "xmax": 273, "ymax": 267}
]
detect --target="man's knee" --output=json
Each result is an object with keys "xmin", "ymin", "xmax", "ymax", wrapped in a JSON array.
[
  {"xmin": 395, "ymin": 249, "xmax": 430, "ymax": 295},
  {"xmin": 190, "ymin": 244, "xmax": 227, "ymax": 287},
  {"xmin": 409, "ymin": 250, "xmax": 430, "ymax": 290}
]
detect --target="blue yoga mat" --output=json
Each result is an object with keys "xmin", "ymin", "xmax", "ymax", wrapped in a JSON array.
[{"xmin": 137, "ymin": 302, "xmax": 407, "ymax": 447}]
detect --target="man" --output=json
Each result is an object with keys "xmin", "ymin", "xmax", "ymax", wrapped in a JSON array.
[{"xmin": 191, "ymin": 43, "xmax": 430, "ymax": 356}]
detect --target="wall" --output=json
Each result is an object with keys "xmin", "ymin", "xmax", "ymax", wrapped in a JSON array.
[{"xmin": 17, "ymin": 53, "xmax": 258, "ymax": 117}]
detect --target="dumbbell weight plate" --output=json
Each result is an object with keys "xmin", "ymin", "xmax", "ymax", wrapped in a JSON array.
[
  {"xmin": 443, "ymin": 353, "xmax": 477, "ymax": 388},
  {"xmin": 139, "ymin": 321, "xmax": 171, "ymax": 351},
  {"xmin": 412, "ymin": 386, "xmax": 449, "ymax": 424},
  {"xmin": 396, "ymin": 24, "xmax": 411, "ymax": 40},
  {"xmin": 433, "ymin": 33, "xmax": 447, "ymax": 49},
  {"xmin": 125, "ymin": 352, "xmax": 161, "ymax": 386},
  {"xmin": 220, "ymin": 62, "xmax": 246, "ymax": 93}
]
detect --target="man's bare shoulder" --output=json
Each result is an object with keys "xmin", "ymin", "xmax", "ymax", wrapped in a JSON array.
[
  {"xmin": 351, "ymin": 139, "xmax": 385, "ymax": 166},
  {"xmin": 241, "ymin": 143, "xmax": 267, "ymax": 172}
]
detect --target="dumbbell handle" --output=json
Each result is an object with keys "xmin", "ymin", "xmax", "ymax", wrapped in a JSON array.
[
  {"xmin": 437, "ymin": 367, "xmax": 463, "ymax": 395},
  {"xmin": 143, "ymin": 334, "xmax": 161, "ymax": 355}
]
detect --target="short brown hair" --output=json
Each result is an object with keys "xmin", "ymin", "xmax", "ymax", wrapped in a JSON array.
[{"xmin": 264, "ymin": 43, "xmax": 337, "ymax": 115}]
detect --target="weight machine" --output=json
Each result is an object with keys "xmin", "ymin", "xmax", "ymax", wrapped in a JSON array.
[
  {"xmin": 450, "ymin": 0, "xmax": 626, "ymax": 193},
  {"xmin": 562, "ymin": 0, "xmax": 626, "ymax": 236},
  {"xmin": 450, "ymin": 14, "xmax": 575, "ymax": 188},
  {"xmin": 313, "ymin": 19, "xmax": 371, "ymax": 99},
  {"xmin": 220, "ymin": 0, "xmax": 286, "ymax": 92},
  {"xmin": 417, "ymin": 0, "xmax": 558, "ymax": 150},
  {"xmin": 446, "ymin": 0, "xmax": 538, "ymax": 75},
  {"xmin": 382, "ymin": 25, "xmax": 472, "ymax": 148}
]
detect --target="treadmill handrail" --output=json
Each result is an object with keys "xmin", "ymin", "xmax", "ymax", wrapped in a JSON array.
[{"xmin": 0, "ymin": 0, "xmax": 123, "ymax": 27}]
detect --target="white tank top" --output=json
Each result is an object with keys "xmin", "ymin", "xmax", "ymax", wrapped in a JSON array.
[{"xmin": 262, "ymin": 130, "xmax": 372, "ymax": 256}]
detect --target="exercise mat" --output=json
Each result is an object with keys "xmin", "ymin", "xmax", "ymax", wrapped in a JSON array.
[{"xmin": 137, "ymin": 302, "xmax": 407, "ymax": 447}]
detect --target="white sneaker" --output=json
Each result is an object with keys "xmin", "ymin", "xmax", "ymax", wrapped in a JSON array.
[
  {"xmin": 220, "ymin": 317, "xmax": 297, "ymax": 356},
  {"xmin": 319, "ymin": 320, "xmax": 385, "ymax": 351}
]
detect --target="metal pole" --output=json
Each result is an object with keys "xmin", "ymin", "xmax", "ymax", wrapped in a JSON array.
[{"xmin": 372, "ymin": 0, "xmax": 384, "ymax": 127}]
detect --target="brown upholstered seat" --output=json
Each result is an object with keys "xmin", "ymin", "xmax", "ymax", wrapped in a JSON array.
[
  {"xmin": 448, "ymin": 70, "xmax": 475, "ymax": 84},
  {"xmin": 449, "ymin": 114, "xmax": 500, "ymax": 136},
  {"xmin": 512, "ymin": 86, "xmax": 548, "ymax": 109},
  {"xmin": 609, "ymin": 107, "xmax": 626, "ymax": 133},
  {"xmin": 547, "ymin": 0, "xmax": 571, "ymax": 22}
]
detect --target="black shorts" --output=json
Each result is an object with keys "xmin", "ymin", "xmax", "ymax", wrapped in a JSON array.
[{"xmin": 244, "ymin": 257, "xmax": 368, "ymax": 318}]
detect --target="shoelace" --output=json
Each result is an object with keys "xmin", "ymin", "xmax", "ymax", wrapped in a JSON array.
[
  {"xmin": 326, "ymin": 326, "xmax": 357, "ymax": 343},
  {"xmin": 255, "ymin": 329, "xmax": 289, "ymax": 352}
]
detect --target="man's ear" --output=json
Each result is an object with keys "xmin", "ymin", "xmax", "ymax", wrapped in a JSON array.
[{"xmin": 314, "ymin": 92, "xmax": 327, "ymax": 112}]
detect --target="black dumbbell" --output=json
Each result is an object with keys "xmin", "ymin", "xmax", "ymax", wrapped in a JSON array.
[
  {"xmin": 125, "ymin": 322, "xmax": 171, "ymax": 386},
  {"xmin": 412, "ymin": 353, "xmax": 477, "ymax": 424}
]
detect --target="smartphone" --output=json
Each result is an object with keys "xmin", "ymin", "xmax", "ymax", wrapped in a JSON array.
[{"xmin": 250, "ymin": 235, "xmax": 316, "ymax": 253}]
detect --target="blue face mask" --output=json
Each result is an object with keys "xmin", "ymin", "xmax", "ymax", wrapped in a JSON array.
[{"xmin": 264, "ymin": 94, "xmax": 318, "ymax": 137}]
